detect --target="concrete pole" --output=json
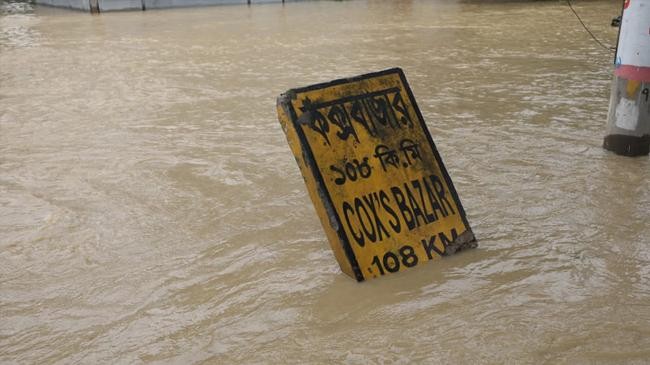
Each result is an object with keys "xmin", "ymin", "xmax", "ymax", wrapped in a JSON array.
[{"xmin": 603, "ymin": 0, "xmax": 650, "ymax": 156}]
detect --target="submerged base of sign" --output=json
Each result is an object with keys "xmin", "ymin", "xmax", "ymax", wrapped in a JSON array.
[{"xmin": 277, "ymin": 68, "xmax": 477, "ymax": 281}]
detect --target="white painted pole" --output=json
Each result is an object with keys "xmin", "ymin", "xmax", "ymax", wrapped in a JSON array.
[{"xmin": 603, "ymin": 0, "xmax": 650, "ymax": 156}]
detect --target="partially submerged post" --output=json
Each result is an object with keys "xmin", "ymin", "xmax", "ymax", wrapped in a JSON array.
[
  {"xmin": 603, "ymin": 0, "xmax": 650, "ymax": 156},
  {"xmin": 277, "ymin": 69, "xmax": 477, "ymax": 282},
  {"xmin": 90, "ymin": 0, "xmax": 99, "ymax": 13}
]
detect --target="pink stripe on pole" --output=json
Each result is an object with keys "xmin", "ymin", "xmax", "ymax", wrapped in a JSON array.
[{"xmin": 615, "ymin": 65, "xmax": 650, "ymax": 83}]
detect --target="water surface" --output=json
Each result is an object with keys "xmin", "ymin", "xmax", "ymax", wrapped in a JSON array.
[{"xmin": 2, "ymin": 0, "xmax": 649, "ymax": 363}]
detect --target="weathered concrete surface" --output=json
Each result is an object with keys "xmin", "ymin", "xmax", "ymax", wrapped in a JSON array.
[
  {"xmin": 100, "ymin": 0, "xmax": 142, "ymax": 11},
  {"xmin": 36, "ymin": 0, "xmax": 91, "ymax": 11},
  {"xmin": 35, "ymin": 0, "xmax": 298, "ymax": 12}
]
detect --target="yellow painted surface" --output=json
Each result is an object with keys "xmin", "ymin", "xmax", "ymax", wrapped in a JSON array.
[
  {"xmin": 277, "ymin": 101, "xmax": 356, "ymax": 279},
  {"xmin": 277, "ymin": 68, "xmax": 475, "ymax": 281},
  {"xmin": 626, "ymin": 79, "xmax": 641, "ymax": 98}
]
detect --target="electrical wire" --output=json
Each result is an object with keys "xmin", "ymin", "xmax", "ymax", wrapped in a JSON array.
[{"xmin": 566, "ymin": 0, "xmax": 616, "ymax": 53}]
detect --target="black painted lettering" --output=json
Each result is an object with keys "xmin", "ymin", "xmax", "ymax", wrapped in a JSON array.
[
  {"xmin": 391, "ymin": 186, "xmax": 415, "ymax": 230},
  {"xmin": 358, "ymin": 158, "xmax": 372, "ymax": 178},
  {"xmin": 383, "ymin": 252, "xmax": 400, "ymax": 273},
  {"xmin": 345, "ymin": 162, "xmax": 358, "ymax": 182},
  {"xmin": 355, "ymin": 197, "xmax": 377, "ymax": 243},
  {"xmin": 438, "ymin": 228, "xmax": 459, "ymax": 254},
  {"xmin": 399, "ymin": 245, "xmax": 419, "ymax": 267},
  {"xmin": 429, "ymin": 174, "xmax": 456, "ymax": 216},
  {"xmin": 379, "ymin": 190, "xmax": 401, "ymax": 234},
  {"xmin": 412, "ymin": 179, "xmax": 436, "ymax": 224},
  {"xmin": 404, "ymin": 181, "xmax": 426, "ymax": 228},
  {"xmin": 330, "ymin": 165, "xmax": 346, "ymax": 185},
  {"xmin": 423, "ymin": 176, "xmax": 442, "ymax": 221},
  {"xmin": 371, "ymin": 255, "xmax": 385, "ymax": 276},
  {"xmin": 421, "ymin": 235, "xmax": 444, "ymax": 259},
  {"xmin": 362, "ymin": 193, "xmax": 390, "ymax": 242},
  {"xmin": 343, "ymin": 201, "xmax": 365, "ymax": 247}
]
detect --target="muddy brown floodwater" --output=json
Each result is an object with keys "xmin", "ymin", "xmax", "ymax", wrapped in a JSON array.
[{"xmin": 1, "ymin": 0, "xmax": 649, "ymax": 363}]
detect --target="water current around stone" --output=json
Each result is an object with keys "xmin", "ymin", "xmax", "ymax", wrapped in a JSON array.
[{"xmin": 1, "ymin": 0, "xmax": 649, "ymax": 363}]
